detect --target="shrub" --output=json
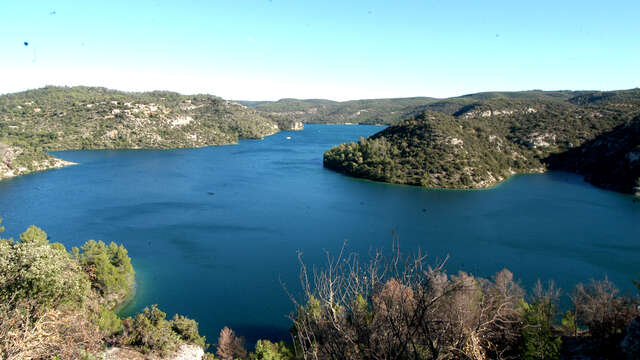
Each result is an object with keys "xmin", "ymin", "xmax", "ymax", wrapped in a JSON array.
[
  {"xmin": 0, "ymin": 223, "xmax": 100, "ymax": 359},
  {"xmin": 96, "ymin": 305, "xmax": 123, "ymax": 337},
  {"xmin": 1, "ymin": 226, "xmax": 89, "ymax": 308},
  {"xmin": 75, "ymin": 239, "xmax": 134, "ymax": 299},
  {"xmin": 122, "ymin": 305, "xmax": 207, "ymax": 356},
  {"xmin": 122, "ymin": 305, "xmax": 181, "ymax": 356},
  {"xmin": 216, "ymin": 326, "xmax": 247, "ymax": 360},
  {"xmin": 0, "ymin": 299, "xmax": 101, "ymax": 360},
  {"xmin": 251, "ymin": 339, "xmax": 294, "ymax": 360},
  {"xmin": 573, "ymin": 277, "xmax": 639, "ymax": 355},
  {"xmin": 519, "ymin": 302, "xmax": 562, "ymax": 359},
  {"xmin": 560, "ymin": 310, "xmax": 578, "ymax": 336},
  {"xmin": 171, "ymin": 314, "xmax": 206, "ymax": 348},
  {"xmin": 291, "ymin": 248, "xmax": 525, "ymax": 360},
  {"xmin": 518, "ymin": 281, "xmax": 562, "ymax": 359}
]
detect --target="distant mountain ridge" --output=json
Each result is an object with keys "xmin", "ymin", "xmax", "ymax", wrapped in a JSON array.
[
  {"xmin": 243, "ymin": 97, "xmax": 436, "ymax": 125},
  {"xmin": 242, "ymin": 89, "xmax": 640, "ymax": 128},
  {"xmin": 322, "ymin": 88, "xmax": 640, "ymax": 195}
]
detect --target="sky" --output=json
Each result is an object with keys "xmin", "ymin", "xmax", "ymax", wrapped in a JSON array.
[{"xmin": 1, "ymin": 0, "xmax": 639, "ymax": 101}]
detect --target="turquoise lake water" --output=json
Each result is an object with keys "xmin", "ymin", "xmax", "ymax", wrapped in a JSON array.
[{"xmin": 0, "ymin": 124, "xmax": 638, "ymax": 344}]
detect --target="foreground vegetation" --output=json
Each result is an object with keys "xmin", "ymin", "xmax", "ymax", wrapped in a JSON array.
[
  {"xmin": 323, "ymin": 89, "xmax": 640, "ymax": 194},
  {"xmin": 0, "ymin": 86, "xmax": 298, "ymax": 180},
  {"xmin": 215, "ymin": 246, "xmax": 640, "ymax": 360},
  {"xmin": 1, "ymin": 217, "xmax": 639, "ymax": 359},
  {"xmin": 0, "ymin": 219, "xmax": 206, "ymax": 359}
]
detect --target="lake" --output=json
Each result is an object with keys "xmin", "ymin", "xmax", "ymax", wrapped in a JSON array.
[{"xmin": 0, "ymin": 124, "xmax": 638, "ymax": 344}]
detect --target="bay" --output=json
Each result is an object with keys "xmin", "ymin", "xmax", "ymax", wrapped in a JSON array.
[{"xmin": 0, "ymin": 124, "xmax": 638, "ymax": 344}]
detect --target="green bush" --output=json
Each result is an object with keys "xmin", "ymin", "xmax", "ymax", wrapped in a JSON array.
[
  {"xmin": 251, "ymin": 340, "xmax": 294, "ymax": 360},
  {"xmin": 519, "ymin": 300, "xmax": 562, "ymax": 359},
  {"xmin": 123, "ymin": 305, "xmax": 181, "ymax": 356},
  {"xmin": 0, "ymin": 226, "xmax": 90, "ymax": 308},
  {"xmin": 122, "ymin": 305, "xmax": 207, "ymax": 356},
  {"xmin": 96, "ymin": 305, "xmax": 123, "ymax": 336},
  {"xmin": 74, "ymin": 239, "xmax": 134, "ymax": 298},
  {"xmin": 171, "ymin": 314, "xmax": 206, "ymax": 348},
  {"xmin": 250, "ymin": 340, "xmax": 294, "ymax": 360},
  {"xmin": 560, "ymin": 310, "xmax": 577, "ymax": 336},
  {"xmin": 19, "ymin": 225, "xmax": 48, "ymax": 245}
]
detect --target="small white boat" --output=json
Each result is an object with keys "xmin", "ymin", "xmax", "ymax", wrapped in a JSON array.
[{"xmin": 286, "ymin": 136, "xmax": 291, "ymax": 140}]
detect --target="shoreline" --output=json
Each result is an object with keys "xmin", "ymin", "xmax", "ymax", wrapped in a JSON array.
[
  {"xmin": 0, "ymin": 122, "xmax": 311, "ymax": 182},
  {"xmin": 0, "ymin": 157, "xmax": 77, "ymax": 181},
  {"xmin": 327, "ymin": 164, "xmax": 545, "ymax": 191},
  {"xmin": 0, "ymin": 130, "xmax": 287, "ymax": 182},
  {"xmin": 112, "ymin": 275, "xmax": 137, "ymax": 315},
  {"xmin": 329, "ymin": 166, "xmax": 640, "ymax": 197}
]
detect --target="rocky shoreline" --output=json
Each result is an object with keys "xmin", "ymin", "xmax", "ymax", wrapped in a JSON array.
[{"xmin": 0, "ymin": 145, "xmax": 76, "ymax": 180}]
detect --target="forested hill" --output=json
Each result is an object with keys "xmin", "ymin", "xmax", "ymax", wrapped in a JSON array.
[
  {"xmin": 241, "ymin": 89, "xmax": 640, "ymax": 127},
  {"xmin": 241, "ymin": 97, "xmax": 436, "ymax": 125},
  {"xmin": 324, "ymin": 89, "xmax": 640, "ymax": 195},
  {"xmin": 0, "ymin": 86, "xmax": 296, "ymax": 180}
]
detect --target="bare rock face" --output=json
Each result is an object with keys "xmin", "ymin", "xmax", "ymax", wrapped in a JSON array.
[
  {"xmin": 173, "ymin": 344, "xmax": 205, "ymax": 360},
  {"xmin": 524, "ymin": 132, "xmax": 556, "ymax": 148},
  {"xmin": 101, "ymin": 344, "xmax": 204, "ymax": 360}
]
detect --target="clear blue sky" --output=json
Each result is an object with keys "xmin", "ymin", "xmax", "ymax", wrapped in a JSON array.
[{"xmin": 1, "ymin": 0, "xmax": 638, "ymax": 100}]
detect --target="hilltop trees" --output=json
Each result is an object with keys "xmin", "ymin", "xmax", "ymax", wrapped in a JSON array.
[{"xmin": 214, "ymin": 328, "xmax": 293, "ymax": 360}]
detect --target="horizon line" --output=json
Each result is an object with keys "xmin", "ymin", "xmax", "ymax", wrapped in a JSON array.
[{"xmin": 2, "ymin": 84, "xmax": 639, "ymax": 103}]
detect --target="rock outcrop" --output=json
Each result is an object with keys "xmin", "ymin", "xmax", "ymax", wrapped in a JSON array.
[{"xmin": 101, "ymin": 344, "xmax": 205, "ymax": 360}]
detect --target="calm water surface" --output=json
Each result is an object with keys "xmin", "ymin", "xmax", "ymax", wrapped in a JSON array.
[{"xmin": 0, "ymin": 124, "xmax": 638, "ymax": 343}]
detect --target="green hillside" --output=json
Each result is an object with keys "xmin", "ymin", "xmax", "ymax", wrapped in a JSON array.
[
  {"xmin": 0, "ymin": 86, "xmax": 293, "ymax": 179},
  {"xmin": 324, "ymin": 89, "xmax": 640, "ymax": 194}
]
